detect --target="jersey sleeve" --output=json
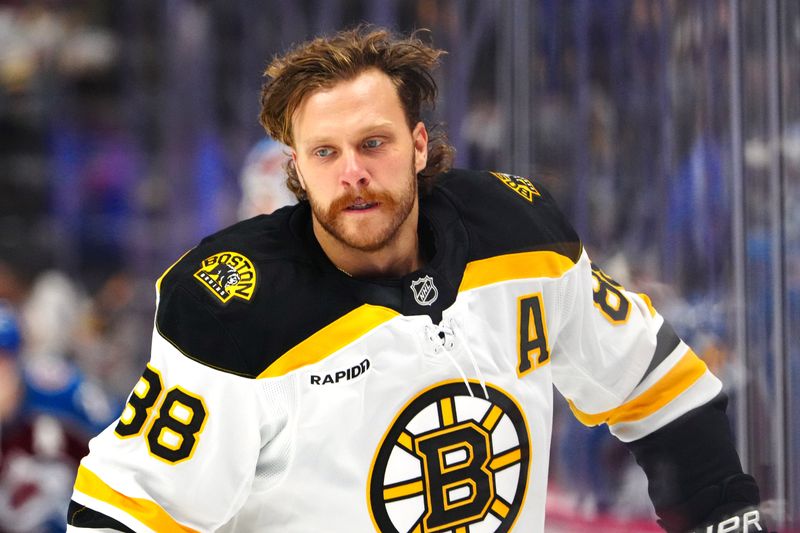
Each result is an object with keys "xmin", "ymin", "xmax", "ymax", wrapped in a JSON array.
[
  {"xmin": 67, "ymin": 271, "xmax": 283, "ymax": 531},
  {"xmin": 550, "ymin": 255, "xmax": 763, "ymax": 530},
  {"xmin": 459, "ymin": 169, "xmax": 758, "ymax": 529},
  {"xmin": 549, "ymin": 249, "xmax": 723, "ymax": 442}
]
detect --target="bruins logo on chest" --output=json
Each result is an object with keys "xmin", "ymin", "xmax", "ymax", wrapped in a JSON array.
[
  {"xmin": 368, "ymin": 380, "xmax": 531, "ymax": 532},
  {"xmin": 194, "ymin": 251, "xmax": 257, "ymax": 303}
]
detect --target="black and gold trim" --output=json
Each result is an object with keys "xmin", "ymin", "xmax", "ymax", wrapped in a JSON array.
[
  {"xmin": 70, "ymin": 466, "xmax": 200, "ymax": 532},
  {"xmin": 67, "ymin": 500, "xmax": 135, "ymax": 532},
  {"xmin": 637, "ymin": 321, "xmax": 682, "ymax": 386}
]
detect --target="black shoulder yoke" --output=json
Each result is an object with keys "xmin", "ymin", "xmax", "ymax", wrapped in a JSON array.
[
  {"xmin": 435, "ymin": 169, "xmax": 582, "ymax": 264},
  {"xmin": 155, "ymin": 206, "xmax": 362, "ymax": 378}
]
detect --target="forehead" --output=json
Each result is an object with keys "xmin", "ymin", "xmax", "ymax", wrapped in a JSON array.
[{"xmin": 291, "ymin": 69, "xmax": 408, "ymax": 145}]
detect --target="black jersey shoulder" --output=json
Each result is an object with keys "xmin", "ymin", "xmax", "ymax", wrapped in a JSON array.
[
  {"xmin": 433, "ymin": 168, "xmax": 582, "ymax": 263},
  {"xmin": 155, "ymin": 204, "xmax": 362, "ymax": 378}
]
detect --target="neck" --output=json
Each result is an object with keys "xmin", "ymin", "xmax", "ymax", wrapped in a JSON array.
[
  {"xmin": 313, "ymin": 216, "xmax": 423, "ymax": 279},
  {"xmin": 331, "ymin": 246, "xmax": 422, "ymax": 278}
]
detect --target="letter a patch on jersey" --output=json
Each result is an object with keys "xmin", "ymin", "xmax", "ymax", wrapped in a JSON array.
[
  {"xmin": 194, "ymin": 251, "xmax": 257, "ymax": 304},
  {"xmin": 368, "ymin": 380, "xmax": 531, "ymax": 532}
]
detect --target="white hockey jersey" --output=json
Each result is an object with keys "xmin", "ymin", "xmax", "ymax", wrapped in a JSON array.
[{"xmin": 67, "ymin": 169, "xmax": 721, "ymax": 532}]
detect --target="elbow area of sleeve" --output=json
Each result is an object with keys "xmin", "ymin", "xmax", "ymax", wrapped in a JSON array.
[
  {"xmin": 67, "ymin": 500, "xmax": 135, "ymax": 532},
  {"xmin": 70, "ymin": 465, "xmax": 201, "ymax": 532},
  {"xmin": 568, "ymin": 348, "xmax": 722, "ymax": 442},
  {"xmin": 623, "ymin": 393, "xmax": 760, "ymax": 532}
]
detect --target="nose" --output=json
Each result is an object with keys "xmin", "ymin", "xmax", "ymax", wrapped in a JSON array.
[{"xmin": 340, "ymin": 149, "xmax": 370, "ymax": 188}]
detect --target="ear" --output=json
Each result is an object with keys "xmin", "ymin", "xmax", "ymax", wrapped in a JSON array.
[
  {"xmin": 291, "ymin": 151, "xmax": 307, "ymax": 190},
  {"xmin": 412, "ymin": 122, "xmax": 428, "ymax": 174}
]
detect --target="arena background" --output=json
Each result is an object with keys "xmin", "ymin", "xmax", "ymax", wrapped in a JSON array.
[{"xmin": 0, "ymin": 0, "xmax": 797, "ymax": 530}]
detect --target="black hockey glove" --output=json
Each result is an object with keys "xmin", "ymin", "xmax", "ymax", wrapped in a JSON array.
[
  {"xmin": 624, "ymin": 393, "xmax": 765, "ymax": 533},
  {"xmin": 684, "ymin": 502, "xmax": 771, "ymax": 533}
]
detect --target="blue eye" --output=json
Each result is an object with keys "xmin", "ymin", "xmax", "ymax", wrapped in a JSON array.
[
  {"xmin": 364, "ymin": 139, "xmax": 383, "ymax": 149},
  {"xmin": 314, "ymin": 147, "xmax": 333, "ymax": 158}
]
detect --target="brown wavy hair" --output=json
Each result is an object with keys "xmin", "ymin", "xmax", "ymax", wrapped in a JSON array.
[{"xmin": 259, "ymin": 25, "xmax": 455, "ymax": 200}]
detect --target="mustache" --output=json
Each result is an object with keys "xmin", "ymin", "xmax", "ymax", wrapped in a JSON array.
[{"xmin": 327, "ymin": 189, "xmax": 394, "ymax": 212}]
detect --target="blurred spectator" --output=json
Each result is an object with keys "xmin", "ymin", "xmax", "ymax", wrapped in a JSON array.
[
  {"xmin": 71, "ymin": 270, "xmax": 154, "ymax": 402},
  {"xmin": 0, "ymin": 303, "xmax": 22, "ymax": 423},
  {"xmin": 0, "ymin": 300, "xmax": 114, "ymax": 533},
  {"xmin": 462, "ymin": 98, "xmax": 504, "ymax": 170},
  {"xmin": 0, "ymin": 3, "xmax": 117, "ymax": 94},
  {"xmin": 237, "ymin": 139, "xmax": 296, "ymax": 219},
  {"xmin": 20, "ymin": 270, "xmax": 85, "ymax": 362}
]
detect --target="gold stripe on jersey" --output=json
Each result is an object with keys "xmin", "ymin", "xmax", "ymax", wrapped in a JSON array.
[
  {"xmin": 459, "ymin": 251, "xmax": 575, "ymax": 292},
  {"xmin": 73, "ymin": 465, "xmax": 199, "ymax": 532},
  {"xmin": 258, "ymin": 304, "xmax": 399, "ymax": 378},
  {"xmin": 568, "ymin": 349, "xmax": 708, "ymax": 427}
]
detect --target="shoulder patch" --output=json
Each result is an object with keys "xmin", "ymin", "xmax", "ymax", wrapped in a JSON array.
[
  {"xmin": 193, "ymin": 251, "xmax": 257, "ymax": 303},
  {"xmin": 490, "ymin": 171, "xmax": 542, "ymax": 203}
]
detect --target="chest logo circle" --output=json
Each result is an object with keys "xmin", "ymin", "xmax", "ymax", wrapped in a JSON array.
[{"xmin": 368, "ymin": 380, "xmax": 531, "ymax": 532}]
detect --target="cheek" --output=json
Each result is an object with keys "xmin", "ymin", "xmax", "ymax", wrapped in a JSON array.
[{"xmin": 299, "ymin": 173, "xmax": 335, "ymax": 203}]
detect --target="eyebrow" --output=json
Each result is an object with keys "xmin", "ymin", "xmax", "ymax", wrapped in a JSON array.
[{"xmin": 300, "ymin": 120, "xmax": 395, "ymax": 147}]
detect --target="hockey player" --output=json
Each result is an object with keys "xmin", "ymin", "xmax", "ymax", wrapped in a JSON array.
[{"xmin": 67, "ymin": 27, "xmax": 766, "ymax": 532}]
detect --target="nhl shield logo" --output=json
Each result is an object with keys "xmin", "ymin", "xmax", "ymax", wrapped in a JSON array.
[{"xmin": 410, "ymin": 275, "xmax": 438, "ymax": 306}]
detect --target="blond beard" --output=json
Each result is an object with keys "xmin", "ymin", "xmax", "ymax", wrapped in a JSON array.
[{"xmin": 307, "ymin": 161, "xmax": 418, "ymax": 253}]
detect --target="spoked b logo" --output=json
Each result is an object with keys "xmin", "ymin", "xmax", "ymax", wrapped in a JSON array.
[{"xmin": 368, "ymin": 380, "xmax": 531, "ymax": 532}]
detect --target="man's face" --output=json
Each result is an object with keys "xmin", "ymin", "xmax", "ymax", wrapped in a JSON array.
[{"xmin": 291, "ymin": 69, "xmax": 428, "ymax": 253}]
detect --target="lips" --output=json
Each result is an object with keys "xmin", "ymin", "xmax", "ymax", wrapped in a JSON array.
[{"xmin": 344, "ymin": 197, "xmax": 379, "ymax": 211}]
